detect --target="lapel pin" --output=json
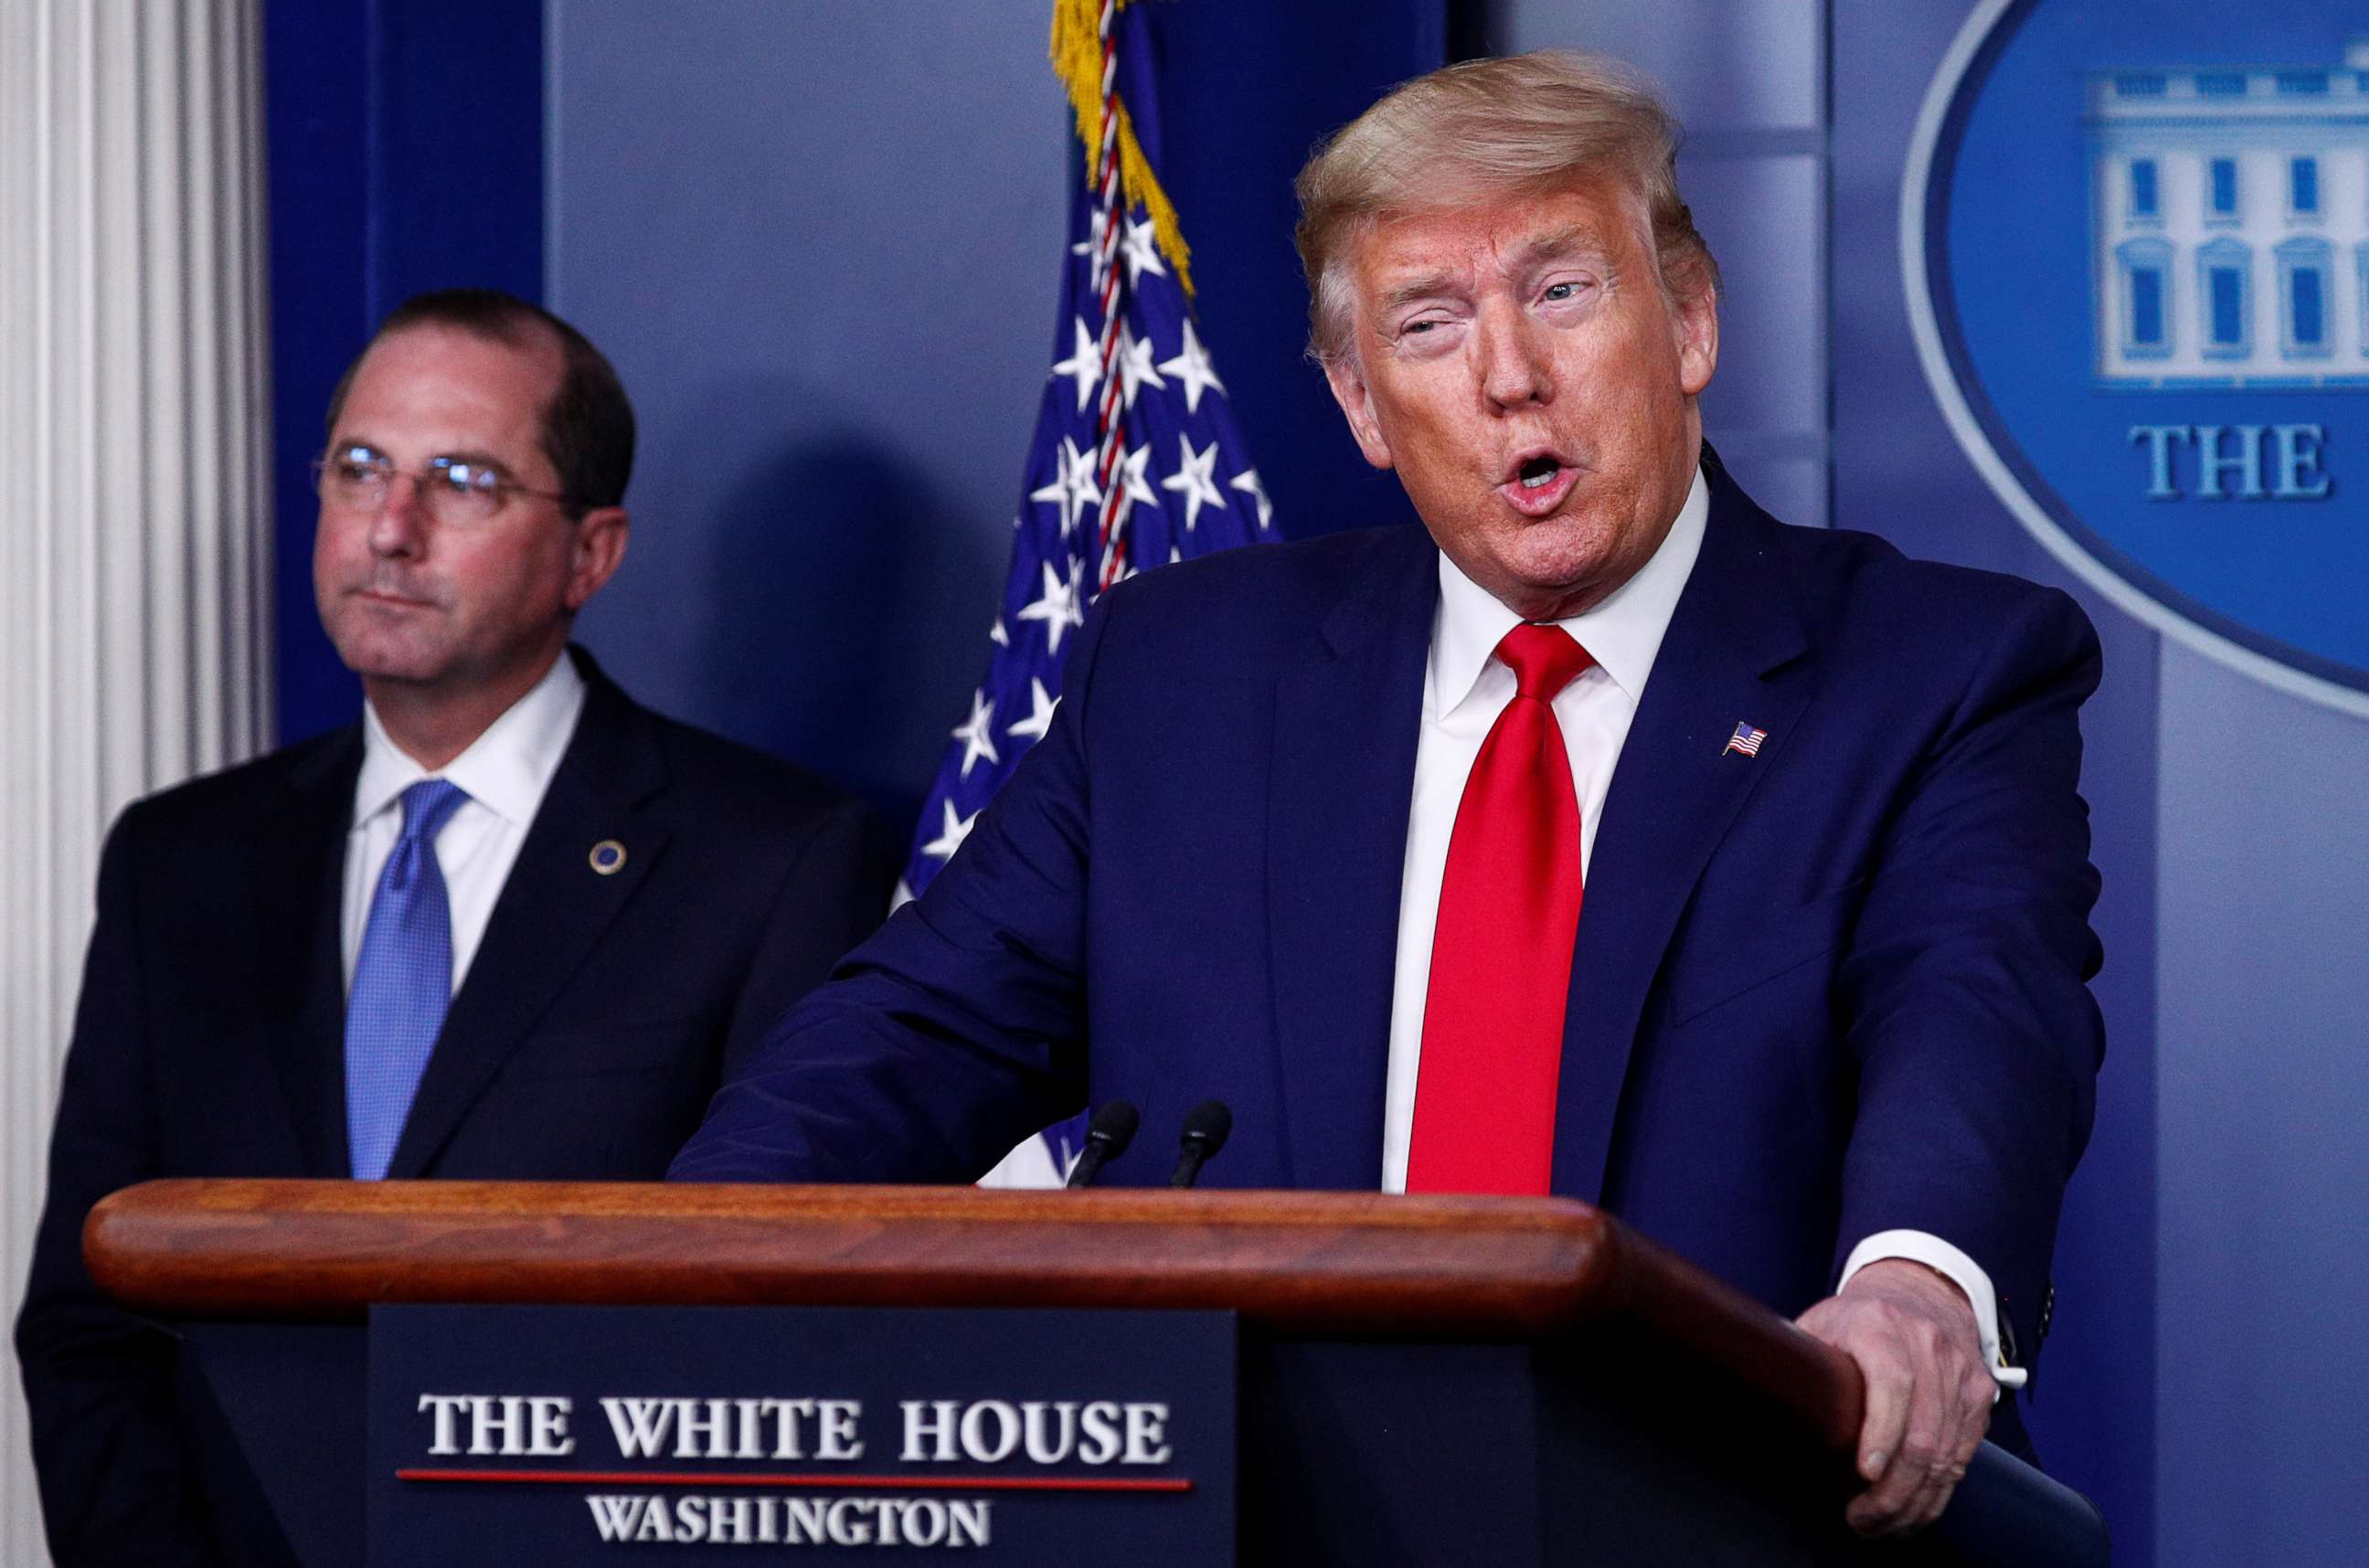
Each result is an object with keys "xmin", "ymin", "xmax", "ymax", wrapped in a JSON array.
[
  {"xmin": 1723, "ymin": 722, "xmax": 1768, "ymax": 758},
  {"xmin": 589, "ymin": 839, "xmax": 627, "ymax": 875}
]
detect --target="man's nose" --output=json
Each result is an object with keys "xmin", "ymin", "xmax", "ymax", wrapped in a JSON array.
[
  {"xmin": 365, "ymin": 471, "xmax": 431, "ymax": 555},
  {"xmin": 1476, "ymin": 301, "xmax": 1554, "ymax": 409}
]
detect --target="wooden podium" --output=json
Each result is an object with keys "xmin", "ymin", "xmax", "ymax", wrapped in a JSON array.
[{"xmin": 87, "ymin": 1179, "xmax": 2108, "ymax": 1566}]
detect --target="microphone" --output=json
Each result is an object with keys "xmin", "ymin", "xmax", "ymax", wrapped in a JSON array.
[
  {"xmin": 1168, "ymin": 1101, "xmax": 1233, "ymax": 1189},
  {"xmin": 1065, "ymin": 1100, "xmax": 1141, "ymax": 1189}
]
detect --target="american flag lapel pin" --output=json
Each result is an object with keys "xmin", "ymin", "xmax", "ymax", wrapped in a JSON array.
[{"xmin": 1723, "ymin": 722, "xmax": 1768, "ymax": 758}]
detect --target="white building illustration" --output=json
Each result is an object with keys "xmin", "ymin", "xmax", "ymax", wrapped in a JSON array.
[{"xmin": 2090, "ymin": 41, "xmax": 2369, "ymax": 386}]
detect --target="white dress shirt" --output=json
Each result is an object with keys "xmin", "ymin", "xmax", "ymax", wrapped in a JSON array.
[
  {"xmin": 341, "ymin": 652, "xmax": 588, "ymax": 995},
  {"xmin": 1379, "ymin": 470, "xmax": 2022, "ymax": 1390}
]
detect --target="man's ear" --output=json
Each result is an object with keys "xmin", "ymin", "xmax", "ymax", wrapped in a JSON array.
[
  {"xmin": 1671, "ymin": 268, "xmax": 1720, "ymax": 398},
  {"xmin": 564, "ymin": 506, "xmax": 631, "ymax": 612},
  {"xmin": 1323, "ymin": 355, "xmax": 1396, "ymax": 471}
]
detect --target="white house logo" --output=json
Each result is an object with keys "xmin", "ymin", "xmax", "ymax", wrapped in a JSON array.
[
  {"xmin": 1906, "ymin": 0, "xmax": 2369, "ymax": 715},
  {"xmin": 2092, "ymin": 57, "xmax": 2369, "ymax": 387}
]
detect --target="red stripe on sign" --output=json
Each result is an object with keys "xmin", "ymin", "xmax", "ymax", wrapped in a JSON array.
[{"xmin": 396, "ymin": 1469, "xmax": 1192, "ymax": 1493}]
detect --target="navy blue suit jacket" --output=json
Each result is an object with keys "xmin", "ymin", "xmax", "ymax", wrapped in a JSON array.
[
  {"xmin": 18, "ymin": 652, "xmax": 896, "ymax": 1567},
  {"xmin": 675, "ymin": 459, "xmax": 2104, "ymax": 1421}
]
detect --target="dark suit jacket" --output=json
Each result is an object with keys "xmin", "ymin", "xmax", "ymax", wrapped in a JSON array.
[
  {"xmin": 17, "ymin": 651, "xmax": 896, "ymax": 1567},
  {"xmin": 673, "ymin": 458, "xmax": 2106, "ymax": 1441}
]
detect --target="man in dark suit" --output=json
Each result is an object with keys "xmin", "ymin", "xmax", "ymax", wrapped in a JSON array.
[
  {"xmin": 18, "ymin": 289, "xmax": 896, "ymax": 1565},
  {"xmin": 672, "ymin": 53, "xmax": 2104, "ymax": 1535}
]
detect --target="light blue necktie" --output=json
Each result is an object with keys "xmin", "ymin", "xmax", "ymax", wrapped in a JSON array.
[{"xmin": 345, "ymin": 779, "xmax": 471, "ymax": 1180}]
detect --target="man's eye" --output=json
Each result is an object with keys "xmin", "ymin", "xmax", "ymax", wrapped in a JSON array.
[
  {"xmin": 1543, "ymin": 281, "xmax": 1578, "ymax": 302},
  {"xmin": 435, "ymin": 463, "xmax": 498, "ymax": 496},
  {"xmin": 335, "ymin": 459, "xmax": 380, "ymax": 483}
]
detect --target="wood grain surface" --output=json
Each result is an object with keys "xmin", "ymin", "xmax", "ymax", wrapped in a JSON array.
[{"xmin": 85, "ymin": 1178, "xmax": 1862, "ymax": 1452}]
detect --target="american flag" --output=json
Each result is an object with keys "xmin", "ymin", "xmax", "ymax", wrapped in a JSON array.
[
  {"xmin": 897, "ymin": 0, "xmax": 1273, "ymax": 1180},
  {"xmin": 1723, "ymin": 722, "xmax": 1768, "ymax": 758}
]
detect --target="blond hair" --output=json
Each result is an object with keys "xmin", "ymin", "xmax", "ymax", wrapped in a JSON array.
[{"xmin": 1293, "ymin": 50, "xmax": 1720, "ymax": 364}]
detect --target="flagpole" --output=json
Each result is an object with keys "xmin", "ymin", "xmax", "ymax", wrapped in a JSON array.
[{"xmin": 1089, "ymin": 0, "xmax": 1131, "ymax": 589}]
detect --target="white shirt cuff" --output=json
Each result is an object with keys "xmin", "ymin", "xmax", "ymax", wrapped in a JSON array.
[{"xmin": 1838, "ymin": 1229, "xmax": 2028, "ymax": 1395}]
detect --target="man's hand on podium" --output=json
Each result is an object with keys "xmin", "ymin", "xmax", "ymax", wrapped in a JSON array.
[{"xmin": 1795, "ymin": 1258, "xmax": 1992, "ymax": 1537}]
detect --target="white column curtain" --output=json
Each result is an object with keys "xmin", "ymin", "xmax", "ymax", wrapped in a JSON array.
[{"xmin": 0, "ymin": 1, "xmax": 272, "ymax": 1558}]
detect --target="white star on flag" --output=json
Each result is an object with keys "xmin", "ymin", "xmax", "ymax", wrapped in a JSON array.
[
  {"xmin": 1117, "ymin": 441, "xmax": 1161, "ymax": 519},
  {"xmin": 1016, "ymin": 558, "xmax": 1085, "ymax": 654},
  {"xmin": 1116, "ymin": 325, "xmax": 1166, "ymax": 409},
  {"xmin": 1028, "ymin": 436, "xmax": 1101, "ymax": 538},
  {"xmin": 951, "ymin": 689, "xmax": 1000, "ymax": 778},
  {"xmin": 1007, "ymin": 678, "xmax": 1061, "ymax": 743},
  {"xmin": 1158, "ymin": 320, "xmax": 1226, "ymax": 414},
  {"xmin": 1162, "ymin": 432, "xmax": 1227, "ymax": 533},
  {"xmin": 1121, "ymin": 215, "xmax": 1167, "ymax": 284},
  {"xmin": 1229, "ymin": 467, "xmax": 1273, "ymax": 530},
  {"xmin": 1070, "ymin": 207, "xmax": 1110, "ymax": 295},
  {"xmin": 1050, "ymin": 317, "xmax": 1100, "ymax": 413},
  {"xmin": 920, "ymin": 800, "xmax": 978, "ymax": 863}
]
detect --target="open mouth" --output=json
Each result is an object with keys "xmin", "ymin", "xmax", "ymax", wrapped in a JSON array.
[{"xmin": 1499, "ymin": 451, "xmax": 1577, "ymax": 515}]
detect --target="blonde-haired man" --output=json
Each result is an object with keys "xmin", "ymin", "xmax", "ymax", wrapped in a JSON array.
[{"xmin": 680, "ymin": 53, "xmax": 2103, "ymax": 1540}]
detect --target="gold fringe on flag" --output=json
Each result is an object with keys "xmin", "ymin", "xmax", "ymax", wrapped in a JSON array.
[{"xmin": 1048, "ymin": 0, "xmax": 1195, "ymax": 297}]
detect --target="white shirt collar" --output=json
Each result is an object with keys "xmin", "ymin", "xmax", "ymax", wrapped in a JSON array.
[
  {"xmin": 353, "ymin": 652, "xmax": 589, "ymax": 830},
  {"xmin": 1429, "ymin": 464, "xmax": 1710, "ymax": 717}
]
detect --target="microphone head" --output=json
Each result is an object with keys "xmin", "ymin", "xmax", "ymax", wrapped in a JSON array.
[
  {"xmin": 1087, "ymin": 1098, "xmax": 1141, "ymax": 1155},
  {"xmin": 1179, "ymin": 1099, "xmax": 1232, "ymax": 1156}
]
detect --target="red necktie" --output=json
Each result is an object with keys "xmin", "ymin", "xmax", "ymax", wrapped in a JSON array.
[{"xmin": 1408, "ymin": 623, "xmax": 1593, "ymax": 1195}]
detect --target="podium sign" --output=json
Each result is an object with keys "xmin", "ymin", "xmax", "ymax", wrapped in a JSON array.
[{"xmin": 366, "ymin": 1306, "xmax": 1236, "ymax": 1564}]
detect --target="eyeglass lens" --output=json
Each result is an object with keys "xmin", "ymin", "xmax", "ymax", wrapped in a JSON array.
[{"xmin": 317, "ymin": 448, "xmax": 505, "ymax": 523}]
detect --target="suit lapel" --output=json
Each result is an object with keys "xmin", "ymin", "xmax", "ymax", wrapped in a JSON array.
[
  {"xmin": 385, "ymin": 661, "xmax": 671, "ymax": 1178},
  {"xmin": 1267, "ymin": 528, "xmax": 1437, "ymax": 1190},
  {"xmin": 262, "ymin": 732, "xmax": 366, "ymax": 1177},
  {"xmin": 1550, "ymin": 465, "xmax": 1820, "ymax": 1202}
]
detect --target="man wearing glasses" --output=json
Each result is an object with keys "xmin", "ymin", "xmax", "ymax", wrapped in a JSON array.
[{"xmin": 17, "ymin": 289, "xmax": 896, "ymax": 1567}]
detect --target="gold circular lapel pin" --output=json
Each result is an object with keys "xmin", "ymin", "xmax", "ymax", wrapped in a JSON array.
[{"xmin": 589, "ymin": 839, "xmax": 627, "ymax": 876}]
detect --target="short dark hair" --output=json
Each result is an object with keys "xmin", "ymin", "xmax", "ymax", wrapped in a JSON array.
[{"xmin": 323, "ymin": 288, "xmax": 636, "ymax": 518}]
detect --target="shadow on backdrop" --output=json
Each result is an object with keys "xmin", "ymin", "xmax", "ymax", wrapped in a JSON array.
[{"xmin": 682, "ymin": 418, "xmax": 1002, "ymax": 849}]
